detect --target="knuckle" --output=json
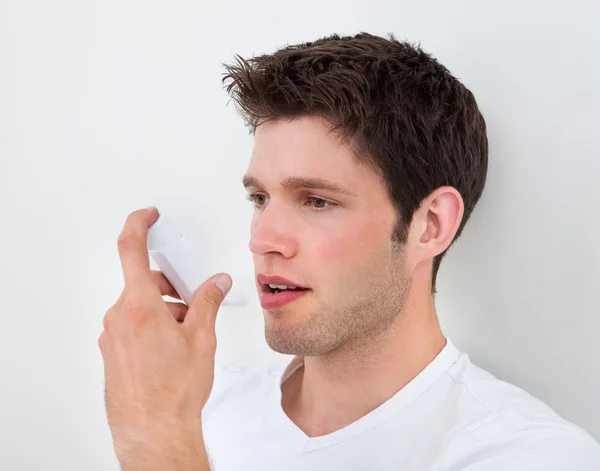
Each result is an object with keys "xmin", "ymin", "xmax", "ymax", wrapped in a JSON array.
[
  {"xmin": 98, "ymin": 331, "xmax": 107, "ymax": 350},
  {"xmin": 122, "ymin": 295, "xmax": 150, "ymax": 326},
  {"xmin": 201, "ymin": 291, "xmax": 220, "ymax": 310},
  {"xmin": 117, "ymin": 230, "xmax": 137, "ymax": 253},
  {"xmin": 102, "ymin": 307, "xmax": 115, "ymax": 331}
]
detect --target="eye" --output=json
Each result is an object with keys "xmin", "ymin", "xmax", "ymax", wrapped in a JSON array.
[
  {"xmin": 246, "ymin": 193, "xmax": 266, "ymax": 206},
  {"xmin": 245, "ymin": 194, "xmax": 337, "ymax": 212},
  {"xmin": 310, "ymin": 197, "xmax": 331, "ymax": 209}
]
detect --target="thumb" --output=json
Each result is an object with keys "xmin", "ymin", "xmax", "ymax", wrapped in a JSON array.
[{"xmin": 184, "ymin": 273, "xmax": 232, "ymax": 331}]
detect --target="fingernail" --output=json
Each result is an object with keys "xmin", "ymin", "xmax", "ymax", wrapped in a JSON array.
[{"xmin": 216, "ymin": 275, "xmax": 232, "ymax": 295}]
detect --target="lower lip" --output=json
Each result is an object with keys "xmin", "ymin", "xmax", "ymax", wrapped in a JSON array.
[{"xmin": 259, "ymin": 289, "xmax": 310, "ymax": 309}]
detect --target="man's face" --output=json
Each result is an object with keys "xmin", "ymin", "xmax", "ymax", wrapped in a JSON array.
[{"xmin": 245, "ymin": 116, "xmax": 411, "ymax": 357}]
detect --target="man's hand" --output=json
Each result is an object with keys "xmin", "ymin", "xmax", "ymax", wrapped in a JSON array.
[{"xmin": 98, "ymin": 207, "xmax": 231, "ymax": 471}]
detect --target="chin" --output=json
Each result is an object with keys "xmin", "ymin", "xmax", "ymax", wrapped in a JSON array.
[
  {"xmin": 265, "ymin": 324, "xmax": 299, "ymax": 355},
  {"xmin": 264, "ymin": 323, "xmax": 311, "ymax": 356},
  {"xmin": 264, "ymin": 325, "xmax": 333, "ymax": 357}
]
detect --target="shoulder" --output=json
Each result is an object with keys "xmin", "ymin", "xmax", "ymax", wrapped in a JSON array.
[
  {"xmin": 440, "ymin": 407, "xmax": 600, "ymax": 470},
  {"xmin": 440, "ymin": 353, "xmax": 600, "ymax": 470}
]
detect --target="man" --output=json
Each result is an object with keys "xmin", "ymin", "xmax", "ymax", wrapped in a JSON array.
[{"xmin": 99, "ymin": 33, "xmax": 600, "ymax": 470}]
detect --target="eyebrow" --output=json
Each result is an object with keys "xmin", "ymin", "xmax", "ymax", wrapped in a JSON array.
[{"xmin": 242, "ymin": 175, "xmax": 357, "ymax": 197}]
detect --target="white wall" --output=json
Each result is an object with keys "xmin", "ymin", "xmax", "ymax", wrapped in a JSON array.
[{"xmin": 1, "ymin": 0, "xmax": 598, "ymax": 468}]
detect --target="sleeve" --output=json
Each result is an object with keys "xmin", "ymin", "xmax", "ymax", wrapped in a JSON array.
[{"xmin": 440, "ymin": 409, "xmax": 600, "ymax": 471}]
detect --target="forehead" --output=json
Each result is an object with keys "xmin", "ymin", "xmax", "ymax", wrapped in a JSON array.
[{"xmin": 248, "ymin": 116, "xmax": 374, "ymax": 187}]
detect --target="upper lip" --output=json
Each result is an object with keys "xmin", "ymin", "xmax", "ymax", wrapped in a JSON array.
[{"xmin": 257, "ymin": 273, "xmax": 309, "ymax": 290}]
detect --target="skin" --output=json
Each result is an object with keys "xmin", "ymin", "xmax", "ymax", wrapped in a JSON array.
[
  {"xmin": 99, "ymin": 114, "xmax": 464, "ymax": 467},
  {"xmin": 99, "ymin": 207, "xmax": 230, "ymax": 470},
  {"xmin": 245, "ymin": 115, "xmax": 464, "ymax": 437}
]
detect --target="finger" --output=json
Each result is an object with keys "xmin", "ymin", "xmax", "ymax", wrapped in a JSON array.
[
  {"xmin": 166, "ymin": 301, "xmax": 188, "ymax": 323},
  {"xmin": 117, "ymin": 207, "xmax": 161, "ymax": 294},
  {"xmin": 184, "ymin": 273, "xmax": 232, "ymax": 332},
  {"xmin": 98, "ymin": 330, "xmax": 108, "ymax": 352},
  {"xmin": 151, "ymin": 270, "xmax": 181, "ymax": 300}
]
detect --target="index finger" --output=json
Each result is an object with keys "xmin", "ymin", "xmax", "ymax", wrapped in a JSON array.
[{"xmin": 117, "ymin": 207, "xmax": 161, "ymax": 294}]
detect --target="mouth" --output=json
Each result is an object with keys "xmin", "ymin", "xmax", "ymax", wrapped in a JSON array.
[
  {"xmin": 258, "ymin": 281, "xmax": 312, "ymax": 309},
  {"xmin": 256, "ymin": 273, "xmax": 311, "ymax": 295},
  {"xmin": 261, "ymin": 283, "xmax": 311, "ymax": 295}
]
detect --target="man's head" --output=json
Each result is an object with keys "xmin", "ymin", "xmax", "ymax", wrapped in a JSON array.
[{"xmin": 223, "ymin": 33, "xmax": 488, "ymax": 356}]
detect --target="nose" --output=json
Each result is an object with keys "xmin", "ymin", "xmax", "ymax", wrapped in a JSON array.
[{"xmin": 249, "ymin": 202, "xmax": 297, "ymax": 258}]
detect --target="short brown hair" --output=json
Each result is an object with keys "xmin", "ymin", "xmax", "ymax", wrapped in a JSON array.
[{"xmin": 222, "ymin": 32, "xmax": 488, "ymax": 294}]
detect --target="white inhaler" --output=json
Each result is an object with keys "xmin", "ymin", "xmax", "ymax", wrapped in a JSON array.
[{"xmin": 147, "ymin": 213, "xmax": 249, "ymax": 307}]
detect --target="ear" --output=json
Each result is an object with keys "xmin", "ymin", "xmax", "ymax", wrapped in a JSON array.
[{"xmin": 405, "ymin": 186, "xmax": 464, "ymax": 271}]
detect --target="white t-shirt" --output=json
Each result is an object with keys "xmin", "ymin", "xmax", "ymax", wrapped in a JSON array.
[{"xmin": 201, "ymin": 339, "xmax": 600, "ymax": 470}]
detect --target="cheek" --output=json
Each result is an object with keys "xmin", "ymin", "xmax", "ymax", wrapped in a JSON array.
[
  {"xmin": 312, "ymin": 218, "xmax": 390, "ymax": 268},
  {"xmin": 310, "ymin": 227, "xmax": 392, "ymax": 303}
]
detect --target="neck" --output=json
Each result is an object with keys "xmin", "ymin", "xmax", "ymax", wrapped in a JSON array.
[{"xmin": 281, "ymin": 287, "xmax": 446, "ymax": 438}]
